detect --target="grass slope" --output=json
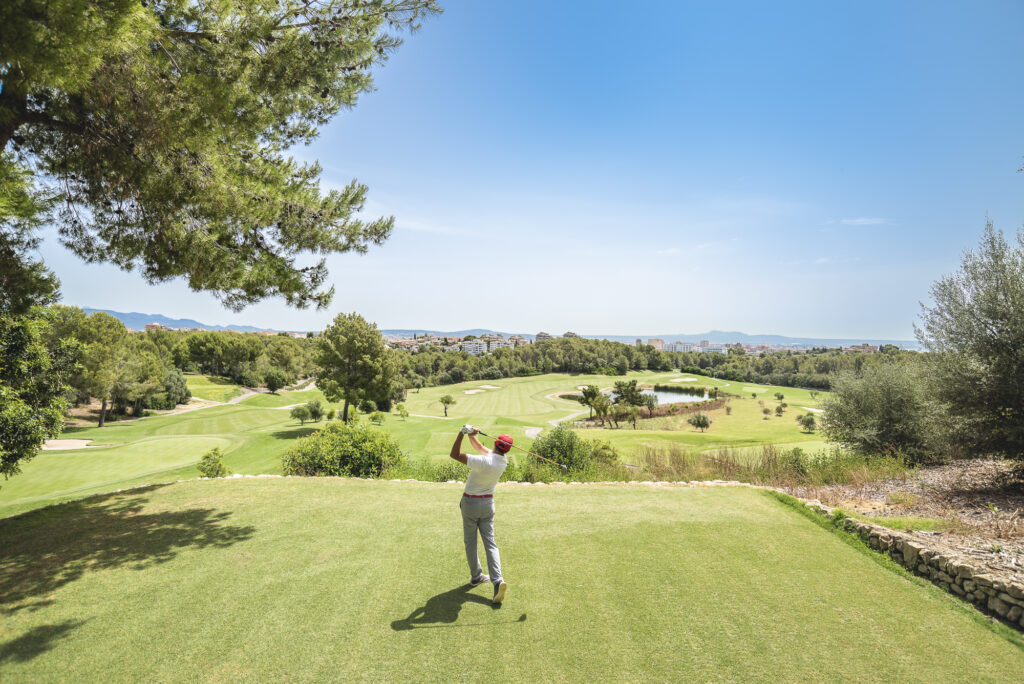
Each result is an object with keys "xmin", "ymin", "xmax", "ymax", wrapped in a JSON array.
[
  {"xmin": 1, "ymin": 479, "xmax": 1020, "ymax": 681},
  {"xmin": 185, "ymin": 375, "xmax": 243, "ymax": 403}
]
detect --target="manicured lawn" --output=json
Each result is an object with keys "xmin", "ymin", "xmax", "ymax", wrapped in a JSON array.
[
  {"xmin": 0, "ymin": 372, "xmax": 828, "ymax": 517},
  {"xmin": 0, "ymin": 479, "xmax": 1019, "ymax": 681},
  {"xmin": 185, "ymin": 374, "xmax": 243, "ymax": 402}
]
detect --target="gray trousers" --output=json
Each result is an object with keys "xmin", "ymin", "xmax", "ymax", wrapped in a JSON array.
[{"xmin": 460, "ymin": 496, "xmax": 502, "ymax": 584}]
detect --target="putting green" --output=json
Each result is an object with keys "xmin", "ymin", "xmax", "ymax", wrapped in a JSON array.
[{"xmin": 0, "ymin": 479, "xmax": 1019, "ymax": 680}]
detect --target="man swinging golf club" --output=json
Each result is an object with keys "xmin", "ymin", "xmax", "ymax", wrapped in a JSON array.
[{"xmin": 450, "ymin": 425, "xmax": 509, "ymax": 605}]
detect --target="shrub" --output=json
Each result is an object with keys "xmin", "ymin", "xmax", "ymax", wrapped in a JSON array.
[
  {"xmin": 369, "ymin": 411, "xmax": 385, "ymax": 425},
  {"xmin": 396, "ymin": 403, "xmax": 409, "ymax": 420},
  {"xmin": 725, "ymin": 405, "xmax": 732, "ymax": 416},
  {"xmin": 306, "ymin": 400, "xmax": 324, "ymax": 422},
  {"xmin": 290, "ymin": 406, "xmax": 310, "ymax": 424},
  {"xmin": 239, "ymin": 369, "xmax": 263, "ymax": 388},
  {"xmin": 163, "ymin": 369, "xmax": 191, "ymax": 405},
  {"xmin": 281, "ymin": 421, "xmax": 405, "ymax": 477},
  {"xmin": 358, "ymin": 398, "xmax": 377, "ymax": 414},
  {"xmin": 532, "ymin": 425, "xmax": 594, "ymax": 472},
  {"xmin": 820, "ymin": 362, "xmax": 935, "ymax": 462},
  {"xmin": 197, "ymin": 447, "xmax": 231, "ymax": 478},
  {"xmin": 798, "ymin": 413, "xmax": 816, "ymax": 432},
  {"xmin": 265, "ymin": 368, "xmax": 288, "ymax": 393},
  {"xmin": 326, "ymin": 408, "xmax": 336, "ymax": 421},
  {"xmin": 687, "ymin": 413, "xmax": 711, "ymax": 432}
]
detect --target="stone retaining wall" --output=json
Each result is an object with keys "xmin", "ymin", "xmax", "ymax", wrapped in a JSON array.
[{"xmin": 802, "ymin": 499, "xmax": 1024, "ymax": 632}]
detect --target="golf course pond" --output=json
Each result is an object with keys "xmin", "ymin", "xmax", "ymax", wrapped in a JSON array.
[{"xmin": 610, "ymin": 389, "xmax": 711, "ymax": 404}]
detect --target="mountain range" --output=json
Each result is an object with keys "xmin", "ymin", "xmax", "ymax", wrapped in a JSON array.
[{"xmin": 86, "ymin": 308, "xmax": 918, "ymax": 349}]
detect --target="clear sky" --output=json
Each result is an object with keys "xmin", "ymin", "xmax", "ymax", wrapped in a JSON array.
[{"xmin": 38, "ymin": 0, "xmax": 1024, "ymax": 339}]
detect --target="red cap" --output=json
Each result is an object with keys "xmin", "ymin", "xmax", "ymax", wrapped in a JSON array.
[{"xmin": 495, "ymin": 434, "xmax": 513, "ymax": 452}]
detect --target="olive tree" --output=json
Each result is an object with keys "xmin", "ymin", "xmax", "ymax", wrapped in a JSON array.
[{"xmin": 916, "ymin": 222, "xmax": 1024, "ymax": 461}]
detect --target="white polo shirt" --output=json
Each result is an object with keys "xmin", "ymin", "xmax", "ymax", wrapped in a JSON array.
[{"xmin": 464, "ymin": 451, "xmax": 508, "ymax": 496}]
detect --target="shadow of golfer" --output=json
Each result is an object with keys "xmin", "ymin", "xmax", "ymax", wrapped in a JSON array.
[{"xmin": 391, "ymin": 584, "xmax": 498, "ymax": 631}]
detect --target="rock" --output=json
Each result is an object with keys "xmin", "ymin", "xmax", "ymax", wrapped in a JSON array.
[
  {"xmin": 917, "ymin": 563, "xmax": 929, "ymax": 575},
  {"xmin": 997, "ymin": 592, "xmax": 1022, "ymax": 608},
  {"xmin": 993, "ymin": 579, "xmax": 1008, "ymax": 594},
  {"xmin": 950, "ymin": 583, "xmax": 965, "ymax": 596},
  {"xmin": 936, "ymin": 571, "xmax": 954, "ymax": 585},
  {"xmin": 974, "ymin": 590, "xmax": 988, "ymax": 602},
  {"xmin": 902, "ymin": 543, "xmax": 921, "ymax": 567},
  {"xmin": 1008, "ymin": 605, "xmax": 1023, "ymax": 622},
  {"xmin": 963, "ymin": 580, "xmax": 976, "ymax": 593},
  {"xmin": 973, "ymin": 574, "xmax": 994, "ymax": 588},
  {"xmin": 954, "ymin": 563, "xmax": 973, "ymax": 580},
  {"xmin": 1009, "ymin": 584, "xmax": 1024, "ymax": 601},
  {"xmin": 988, "ymin": 595, "xmax": 1010, "ymax": 618}
]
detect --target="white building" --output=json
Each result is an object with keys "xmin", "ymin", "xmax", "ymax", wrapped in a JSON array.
[
  {"xmin": 647, "ymin": 338, "xmax": 665, "ymax": 350},
  {"xmin": 665, "ymin": 341, "xmax": 698, "ymax": 353},
  {"xmin": 536, "ymin": 332, "xmax": 553, "ymax": 341},
  {"xmin": 462, "ymin": 340, "xmax": 487, "ymax": 355}
]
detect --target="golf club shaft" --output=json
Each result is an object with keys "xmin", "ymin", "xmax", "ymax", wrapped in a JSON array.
[{"xmin": 477, "ymin": 431, "xmax": 567, "ymax": 470}]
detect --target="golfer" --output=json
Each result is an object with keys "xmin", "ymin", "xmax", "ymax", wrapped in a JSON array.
[{"xmin": 449, "ymin": 426, "xmax": 510, "ymax": 604}]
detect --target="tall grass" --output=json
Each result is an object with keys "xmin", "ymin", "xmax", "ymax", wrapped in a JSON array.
[{"xmin": 387, "ymin": 444, "xmax": 912, "ymax": 489}]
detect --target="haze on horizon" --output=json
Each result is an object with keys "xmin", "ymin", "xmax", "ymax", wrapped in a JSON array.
[{"xmin": 36, "ymin": 0, "xmax": 1024, "ymax": 339}]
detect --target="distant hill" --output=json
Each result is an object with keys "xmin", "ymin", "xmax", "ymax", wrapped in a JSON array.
[
  {"xmin": 83, "ymin": 309, "xmax": 915, "ymax": 347},
  {"xmin": 82, "ymin": 309, "xmax": 293, "ymax": 333}
]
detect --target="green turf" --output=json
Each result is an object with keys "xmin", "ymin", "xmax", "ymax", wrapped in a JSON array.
[
  {"xmin": 0, "ymin": 372, "xmax": 826, "ymax": 518},
  {"xmin": 0, "ymin": 479, "xmax": 1019, "ymax": 681},
  {"xmin": 185, "ymin": 374, "xmax": 243, "ymax": 402}
]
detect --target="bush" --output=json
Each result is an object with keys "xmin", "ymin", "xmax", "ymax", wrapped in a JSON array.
[
  {"xmin": 358, "ymin": 398, "xmax": 377, "ymax": 414},
  {"xmin": 163, "ymin": 369, "xmax": 191, "ymax": 405},
  {"xmin": 688, "ymin": 413, "xmax": 711, "ymax": 432},
  {"xmin": 281, "ymin": 421, "xmax": 405, "ymax": 477},
  {"xmin": 197, "ymin": 447, "xmax": 231, "ymax": 478},
  {"xmin": 369, "ymin": 411, "xmax": 385, "ymax": 425},
  {"xmin": 239, "ymin": 369, "xmax": 263, "ymax": 388},
  {"xmin": 290, "ymin": 405, "xmax": 310, "ymax": 424},
  {"xmin": 531, "ymin": 425, "xmax": 593, "ymax": 472},
  {"xmin": 820, "ymin": 362, "xmax": 935, "ymax": 462},
  {"xmin": 265, "ymin": 368, "xmax": 287, "ymax": 393},
  {"xmin": 326, "ymin": 408, "xmax": 336, "ymax": 421},
  {"xmin": 306, "ymin": 400, "xmax": 324, "ymax": 421}
]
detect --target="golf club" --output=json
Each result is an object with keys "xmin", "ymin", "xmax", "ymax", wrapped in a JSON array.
[{"xmin": 466, "ymin": 426, "xmax": 569, "ymax": 471}]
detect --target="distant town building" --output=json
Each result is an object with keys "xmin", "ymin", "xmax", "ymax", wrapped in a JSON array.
[
  {"xmin": 144, "ymin": 323, "xmax": 168, "ymax": 332},
  {"xmin": 844, "ymin": 343, "xmax": 879, "ymax": 354},
  {"xmin": 665, "ymin": 341, "xmax": 698, "ymax": 353},
  {"xmin": 535, "ymin": 332, "xmax": 553, "ymax": 341},
  {"xmin": 563, "ymin": 331, "xmax": 579, "ymax": 338},
  {"xmin": 636, "ymin": 338, "xmax": 642, "ymax": 347},
  {"xmin": 509, "ymin": 335, "xmax": 530, "ymax": 347},
  {"xmin": 699, "ymin": 339, "xmax": 710, "ymax": 348},
  {"xmin": 462, "ymin": 340, "xmax": 487, "ymax": 355},
  {"xmin": 647, "ymin": 338, "xmax": 664, "ymax": 350}
]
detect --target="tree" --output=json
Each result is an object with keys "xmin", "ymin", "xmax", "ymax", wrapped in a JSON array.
[
  {"xmin": 439, "ymin": 395, "xmax": 455, "ymax": 417},
  {"xmin": 591, "ymin": 394, "xmax": 612, "ymax": 426},
  {"xmin": 1, "ymin": 1, "xmax": 441, "ymax": 311},
  {"xmin": 820, "ymin": 363, "xmax": 933, "ymax": 462},
  {"xmin": 612, "ymin": 380, "xmax": 643, "ymax": 406},
  {"xmin": 774, "ymin": 392, "xmax": 784, "ymax": 401},
  {"xmin": 265, "ymin": 368, "xmax": 287, "ymax": 394},
  {"xmin": 628, "ymin": 405, "xmax": 640, "ymax": 429},
  {"xmin": 688, "ymin": 413, "xmax": 711, "ymax": 432},
  {"xmin": 315, "ymin": 312, "xmax": 396, "ymax": 421},
  {"xmin": 306, "ymin": 400, "xmax": 324, "ymax": 422},
  {"xmin": 762, "ymin": 407, "xmax": 771, "ymax": 420},
  {"xmin": 774, "ymin": 405, "xmax": 784, "ymax": 417},
  {"xmin": 916, "ymin": 222, "xmax": 1024, "ymax": 461},
  {"xmin": 290, "ymin": 406, "xmax": 310, "ymax": 425},
  {"xmin": 642, "ymin": 393, "xmax": 658, "ymax": 418},
  {"xmin": 78, "ymin": 312, "xmax": 129, "ymax": 426},
  {"xmin": 369, "ymin": 411, "xmax": 385, "ymax": 425},
  {"xmin": 1, "ymin": 313, "xmax": 80, "ymax": 480},
  {"xmin": 611, "ymin": 404, "xmax": 630, "ymax": 429},
  {"xmin": 197, "ymin": 447, "xmax": 231, "ymax": 478},
  {"xmin": 798, "ymin": 413, "xmax": 816, "ymax": 433},
  {"xmin": 396, "ymin": 403, "xmax": 409, "ymax": 420},
  {"xmin": 580, "ymin": 385, "xmax": 601, "ymax": 418},
  {"xmin": 725, "ymin": 405, "xmax": 732, "ymax": 415}
]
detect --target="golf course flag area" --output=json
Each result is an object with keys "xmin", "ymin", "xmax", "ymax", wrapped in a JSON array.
[{"xmin": 1, "ymin": 478, "xmax": 1021, "ymax": 681}]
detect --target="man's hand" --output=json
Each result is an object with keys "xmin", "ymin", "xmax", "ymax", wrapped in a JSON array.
[{"xmin": 461, "ymin": 424, "xmax": 479, "ymax": 436}]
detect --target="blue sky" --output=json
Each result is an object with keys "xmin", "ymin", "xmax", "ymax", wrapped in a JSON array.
[{"xmin": 39, "ymin": 0, "xmax": 1024, "ymax": 338}]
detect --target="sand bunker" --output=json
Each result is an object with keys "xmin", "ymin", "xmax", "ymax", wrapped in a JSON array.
[
  {"xmin": 463, "ymin": 389, "xmax": 485, "ymax": 394},
  {"xmin": 42, "ymin": 439, "xmax": 97, "ymax": 451},
  {"xmin": 478, "ymin": 385, "xmax": 500, "ymax": 389},
  {"xmin": 525, "ymin": 427, "xmax": 543, "ymax": 438},
  {"xmin": 670, "ymin": 378, "xmax": 698, "ymax": 383},
  {"xmin": 801, "ymin": 407, "xmax": 823, "ymax": 414}
]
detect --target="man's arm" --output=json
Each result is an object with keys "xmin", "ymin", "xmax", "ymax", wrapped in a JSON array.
[
  {"xmin": 449, "ymin": 433, "xmax": 468, "ymax": 465},
  {"xmin": 467, "ymin": 433, "xmax": 490, "ymax": 455}
]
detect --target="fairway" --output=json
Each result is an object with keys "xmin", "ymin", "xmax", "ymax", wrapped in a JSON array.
[
  {"xmin": 0, "ymin": 372, "xmax": 827, "ymax": 518},
  {"xmin": 0, "ymin": 479, "xmax": 1020, "ymax": 681}
]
